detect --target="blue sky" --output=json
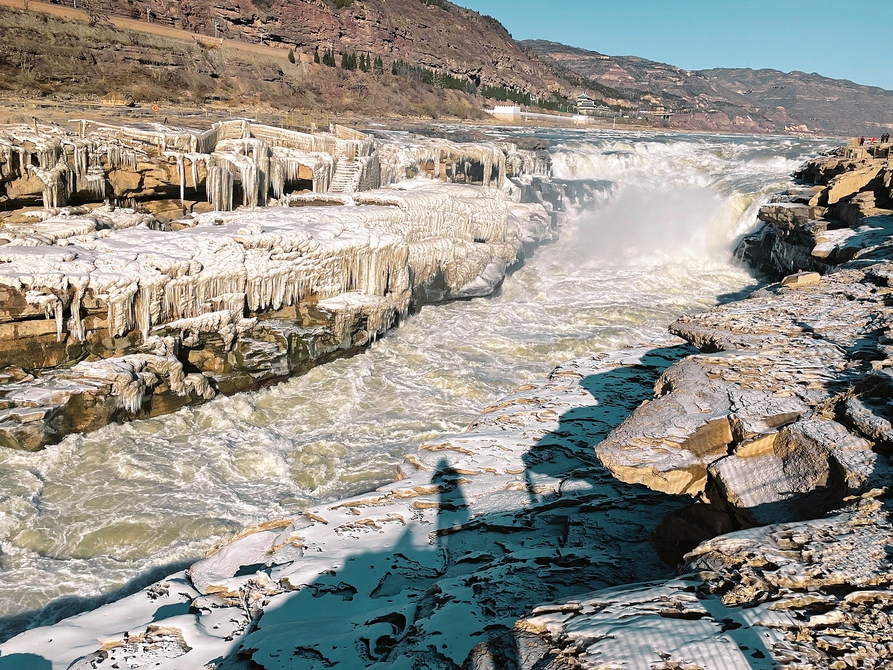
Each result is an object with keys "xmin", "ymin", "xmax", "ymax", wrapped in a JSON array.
[{"xmin": 455, "ymin": 0, "xmax": 893, "ymax": 90}]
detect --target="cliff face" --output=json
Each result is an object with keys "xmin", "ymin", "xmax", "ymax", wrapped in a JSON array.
[
  {"xmin": 70, "ymin": 0, "xmax": 562, "ymax": 96},
  {"xmin": 0, "ymin": 119, "xmax": 559, "ymax": 451}
]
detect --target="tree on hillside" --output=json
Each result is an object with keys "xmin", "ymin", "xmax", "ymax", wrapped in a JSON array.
[
  {"xmin": 313, "ymin": 47, "xmax": 320, "ymax": 64},
  {"xmin": 288, "ymin": 49, "xmax": 296, "ymax": 64},
  {"xmin": 341, "ymin": 52, "xmax": 357, "ymax": 70}
]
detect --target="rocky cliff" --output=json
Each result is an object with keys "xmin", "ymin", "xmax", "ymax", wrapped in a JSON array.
[
  {"xmin": 0, "ymin": 0, "xmax": 576, "ymax": 116},
  {"xmin": 523, "ymin": 39, "xmax": 893, "ymax": 136}
]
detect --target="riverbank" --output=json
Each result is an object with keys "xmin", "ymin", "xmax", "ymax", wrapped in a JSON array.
[
  {"xmin": 503, "ymin": 147, "xmax": 893, "ymax": 667},
  {"xmin": 0, "ymin": 131, "xmax": 838, "ymax": 668}
]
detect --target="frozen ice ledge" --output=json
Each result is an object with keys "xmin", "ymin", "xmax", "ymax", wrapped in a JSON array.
[
  {"xmin": 4, "ymin": 148, "xmax": 893, "ymax": 668},
  {"xmin": 0, "ymin": 120, "xmax": 565, "ymax": 450}
]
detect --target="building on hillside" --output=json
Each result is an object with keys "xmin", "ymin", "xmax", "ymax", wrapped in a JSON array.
[{"xmin": 575, "ymin": 94, "xmax": 597, "ymax": 116}]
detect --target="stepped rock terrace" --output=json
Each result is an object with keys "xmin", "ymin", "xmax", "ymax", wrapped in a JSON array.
[{"xmin": 0, "ymin": 120, "xmax": 558, "ymax": 450}]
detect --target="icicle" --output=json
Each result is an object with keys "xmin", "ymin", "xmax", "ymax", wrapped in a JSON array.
[
  {"xmin": 177, "ymin": 153, "xmax": 186, "ymax": 205},
  {"xmin": 191, "ymin": 156, "xmax": 199, "ymax": 196}
]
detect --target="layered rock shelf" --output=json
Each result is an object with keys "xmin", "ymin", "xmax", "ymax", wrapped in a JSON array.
[
  {"xmin": 6, "ymin": 145, "xmax": 893, "ymax": 670},
  {"xmin": 509, "ymin": 149, "xmax": 893, "ymax": 667},
  {"xmin": 0, "ymin": 120, "xmax": 562, "ymax": 450},
  {"xmin": 738, "ymin": 143, "xmax": 893, "ymax": 275}
]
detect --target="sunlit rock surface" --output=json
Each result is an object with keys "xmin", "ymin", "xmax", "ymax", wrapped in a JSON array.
[
  {"xmin": 596, "ymin": 264, "xmax": 893, "ymax": 523},
  {"xmin": 738, "ymin": 147, "xmax": 893, "ymax": 275}
]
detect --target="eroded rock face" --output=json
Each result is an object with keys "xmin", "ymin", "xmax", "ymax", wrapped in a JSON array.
[
  {"xmin": 739, "ymin": 151, "xmax": 893, "ymax": 276},
  {"xmin": 597, "ymin": 265, "xmax": 893, "ymax": 515},
  {"xmin": 507, "ymin": 490, "xmax": 893, "ymax": 670}
]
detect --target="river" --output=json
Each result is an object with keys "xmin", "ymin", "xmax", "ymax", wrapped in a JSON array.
[{"xmin": 0, "ymin": 129, "xmax": 832, "ymax": 639}]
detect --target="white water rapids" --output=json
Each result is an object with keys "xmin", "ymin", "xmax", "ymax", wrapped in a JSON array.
[{"xmin": 0, "ymin": 130, "xmax": 833, "ymax": 638}]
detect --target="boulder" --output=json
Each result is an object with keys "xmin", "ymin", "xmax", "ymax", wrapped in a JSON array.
[
  {"xmin": 780, "ymin": 271, "xmax": 820, "ymax": 287},
  {"xmin": 594, "ymin": 357, "xmax": 733, "ymax": 495},
  {"xmin": 707, "ymin": 419, "xmax": 878, "ymax": 525},
  {"xmin": 825, "ymin": 165, "xmax": 882, "ymax": 205}
]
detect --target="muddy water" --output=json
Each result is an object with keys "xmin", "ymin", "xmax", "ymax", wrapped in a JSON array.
[{"xmin": 0, "ymin": 130, "xmax": 832, "ymax": 636}]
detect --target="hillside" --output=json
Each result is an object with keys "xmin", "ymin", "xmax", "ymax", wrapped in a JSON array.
[
  {"xmin": 0, "ymin": 0, "xmax": 606, "ymax": 118},
  {"xmin": 2, "ymin": 0, "xmax": 892, "ymax": 132},
  {"xmin": 523, "ymin": 39, "xmax": 893, "ymax": 135}
]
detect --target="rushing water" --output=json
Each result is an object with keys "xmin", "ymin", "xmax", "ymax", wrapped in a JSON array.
[{"xmin": 0, "ymin": 130, "xmax": 833, "ymax": 636}]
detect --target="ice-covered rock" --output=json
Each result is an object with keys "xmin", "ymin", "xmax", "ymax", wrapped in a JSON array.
[
  {"xmin": 0, "ymin": 346, "xmax": 697, "ymax": 669},
  {"xmin": 0, "ymin": 176, "xmax": 558, "ymax": 448}
]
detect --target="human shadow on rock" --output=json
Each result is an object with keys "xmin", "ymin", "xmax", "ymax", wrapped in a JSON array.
[{"xmin": 224, "ymin": 347, "xmax": 714, "ymax": 669}]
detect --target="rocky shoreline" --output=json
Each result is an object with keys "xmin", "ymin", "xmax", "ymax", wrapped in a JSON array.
[
  {"xmin": 3, "ymin": 143, "xmax": 893, "ymax": 668},
  {"xmin": 505, "ymin": 146, "xmax": 893, "ymax": 668},
  {"xmin": 0, "ymin": 120, "xmax": 562, "ymax": 450}
]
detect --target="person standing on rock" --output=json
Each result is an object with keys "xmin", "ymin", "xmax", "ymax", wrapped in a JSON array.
[{"xmin": 859, "ymin": 136, "xmax": 865, "ymax": 146}]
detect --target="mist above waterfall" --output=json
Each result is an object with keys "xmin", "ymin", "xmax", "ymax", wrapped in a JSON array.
[{"xmin": 568, "ymin": 185, "xmax": 728, "ymax": 265}]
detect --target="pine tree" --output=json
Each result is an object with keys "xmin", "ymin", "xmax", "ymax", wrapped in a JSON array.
[
  {"xmin": 288, "ymin": 49, "xmax": 296, "ymax": 64},
  {"xmin": 374, "ymin": 56, "xmax": 384, "ymax": 75},
  {"xmin": 313, "ymin": 47, "xmax": 320, "ymax": 64}
]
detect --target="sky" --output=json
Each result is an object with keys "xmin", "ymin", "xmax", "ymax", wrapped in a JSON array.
[{"xmin": 455, "ymin": 0, "xmax": 893, "ymax": 91}]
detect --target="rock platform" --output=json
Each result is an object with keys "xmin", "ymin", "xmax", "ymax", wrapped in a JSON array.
[{"xmin": 0, "ymin": 120, "xmax": 562, "ymax": 450}]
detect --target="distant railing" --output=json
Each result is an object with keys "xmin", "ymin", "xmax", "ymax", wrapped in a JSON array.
[{"xmin": 844, "ymin": 138, "xmax": 892, "ymax": 159}]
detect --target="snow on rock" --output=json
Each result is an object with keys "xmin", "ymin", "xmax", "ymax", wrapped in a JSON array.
[
  {"xmin": 507, "ymin": 490, "xmax": 893, "ymax": 670},
  {"xmin": 0, "ymin": 178, "xmax": 556, "ymax": 449},
  {"xmin": 596, "ymin": 265, "xmax": 893, "ymax": 526},
  {"xmin": 0, "ymin": 345, "xmax": 696, "ymax": 669}
]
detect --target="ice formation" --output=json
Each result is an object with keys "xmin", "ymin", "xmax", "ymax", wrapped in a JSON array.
[
  {"xmin": 0, "ymin": 120, "xmax": 554, "ymax": 447},
  {"xmin": 0, "ymin": 181, "xmax": 535, "ymax": 345}
]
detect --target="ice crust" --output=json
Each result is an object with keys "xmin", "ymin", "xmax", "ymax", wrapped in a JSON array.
[{"xmin": 0, "ymin": 346, "xmax": 691, "ymax": 669}]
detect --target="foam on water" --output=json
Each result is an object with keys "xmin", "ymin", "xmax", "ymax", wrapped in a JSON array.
[{"xmin": 0, "ymin": 130, "xmax": 833, "ymax": 636}]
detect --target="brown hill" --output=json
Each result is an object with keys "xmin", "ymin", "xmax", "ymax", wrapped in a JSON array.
[
  {"xmin": 0, "ymin": 0, "xmax": 601, "ymax": 118},
  {"xmin": 521, "ymin": 39, "xmax": 893, "ymax": 136}
]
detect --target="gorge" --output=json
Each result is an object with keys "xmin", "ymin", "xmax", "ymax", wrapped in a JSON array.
[{"xmin": 7, "ymin": 127, "xmax": 890, "ymax": 669}]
